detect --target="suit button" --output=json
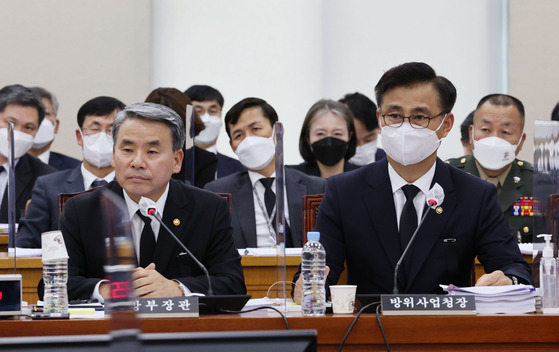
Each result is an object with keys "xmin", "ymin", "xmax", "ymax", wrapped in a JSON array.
[{"xmin": 523, "ymin": 226, "xmax": 529, "ymax": 233}]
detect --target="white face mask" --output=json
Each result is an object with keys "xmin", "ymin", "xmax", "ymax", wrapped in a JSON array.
[
  {"xmin": 235, "ymin": 135, "xmax": 275, "ymax": 170},
  {"xmin": 472, "ymin": 131, "xmax": 520, "ymax": 170},
  {"xmin": 0, "ymin": 128, "xmax": 35, "ymax": 160},
  {"xmin": 380, "ymin": 116, "xmax": 446, "ymax": 166},
  {"xmin": 32, "ymin": 118, "xmax": 56, "ymax": 149},
  {"xmin": 349, "ymin": 139, "xmax": 378, "ymax": 166},
  {"xmin": 81, "ymin": 131, "xmax": 114, "ymax": 168},
  {"xmin": 196, "ymin": 113, "xmax": 222, "ymax": 145}
]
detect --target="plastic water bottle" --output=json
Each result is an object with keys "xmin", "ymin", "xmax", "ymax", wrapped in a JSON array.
[
  {"xmin": 301, "ymin": 231, "xmax": 326, "ymax": 316},
  {"xmin": 538, "ymin": 234, "xmax": 557, "ymax": 312},
  {"xmin": 43, "ymin": 258, "xmax": 69, "ymax": 315}
]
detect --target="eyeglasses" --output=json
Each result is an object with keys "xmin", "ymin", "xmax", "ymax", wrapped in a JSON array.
[
  {"xmin": 81, "ymin": 127, "xmax": 113, "ymax": 136},
  {"xmin": 380, "ymin": 110, "xmax": 447, "ymax": 129}
]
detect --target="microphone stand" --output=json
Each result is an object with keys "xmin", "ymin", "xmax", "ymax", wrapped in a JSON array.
[
  {"xmin": 150, "ymin": 212, "xmax": 214, "ymax": 296},
  {"xmin": 392, "ymin": 205, "xmax": 434, "ymax": 294}
]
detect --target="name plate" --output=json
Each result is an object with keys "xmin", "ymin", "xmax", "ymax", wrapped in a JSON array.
[
  {"xmin": 381, "ymin": 294, "xmax": 476, "ymax": 316},
  {"xmin": 133, "ymin": 296, "xmax": 199, "ymax": 318}
]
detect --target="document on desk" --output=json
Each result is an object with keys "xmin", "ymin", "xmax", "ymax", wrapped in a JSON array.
[
  {"xmin": 240, "ymin": 248, "xmax": 302, "ymax": 256},
  {"xmin": 0, "ymin": 223, "xmax": 18, "ymax": 233},
  {"xmin": 442, "ymin": 284, "xmax": 539, "ymax": 314},
  {"xmin": 244, "ymin": 297, "xmax": 301, "ymax": 312},
  {"xmin": 8, "ymin": 247, "xmax": 42, "ymax": 257}
]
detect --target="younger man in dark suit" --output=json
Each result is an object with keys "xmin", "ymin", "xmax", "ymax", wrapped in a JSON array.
[
  {"xmin": 0, "ymin": 85, "xmax": 56, "ymax": 224},
  {"xmin": 339, "ymin": 92, "xmax": 386, "ymax": 165},
  {"xmin": 448, "ymin": 94, "xmax": 533, "ymax": 243},
  {"xmin": 55, "ymin": 102, "xmax": 245, "ymax": 301},
  {"xmin": 17, "ymin": 96, "xmax": 125, "ymax": 248},
  {"xmin": 184, "ymin": 85, "xmax": 245, "ymax": 178},
  {"xmin": 205, "ymin": 98, "xmax": 325, "ymax": 248},
  {"xmin": 295, "ymin": 62, "xmax": 532, "ymax": 301}
]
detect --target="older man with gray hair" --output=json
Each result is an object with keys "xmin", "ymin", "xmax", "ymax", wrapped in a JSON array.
[
  {"xmin": 27, "ymin": 86, "xmax": 80, "ymax": 170},
  {"xmin": 44, "ymin": 102, "xmax": 245, "ymax": 302}
]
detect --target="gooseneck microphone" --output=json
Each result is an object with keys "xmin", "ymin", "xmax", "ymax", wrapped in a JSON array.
[
  {"xmin": 392, "ymin": 183, "xmax": 445, "ymax": 294},
  {"xmin": 139, "ymin": 197, "xmax": 214, "ymax": 296}
]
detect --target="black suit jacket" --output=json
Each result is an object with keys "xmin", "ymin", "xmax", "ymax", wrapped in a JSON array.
[
  {"xmin": 48, "ymin": 151, "xmax": 80, "ymax": 171},
  {"xmin": 16, "ymin": 166, "xmax": 85, "ymax": 248},
  {"xmin": 174, "ymin": 146, "xmax": 218, "ymax": 189},
  {"xmin": 317, "ymin": 158, "xmax": 532, "ymax": 295},
  {"xmin": 216, "ymin": 153, "xmax": 245, "ymax": 178},
  {"xmin": 51, "ymin": 179, "xmax": 245, "ymax": 300},
  {"xmin": 0, "ymin": 154, "xmax": 56, "ymax": 223}
]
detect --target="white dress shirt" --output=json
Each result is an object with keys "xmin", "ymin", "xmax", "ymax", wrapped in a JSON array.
[
  {"xmin": 388, "ymin": 161, "xmax": 437, "ymax": 230},
  {"xmin": 247, "ymin": 170, "xmax": 291, "ymax": 248}
]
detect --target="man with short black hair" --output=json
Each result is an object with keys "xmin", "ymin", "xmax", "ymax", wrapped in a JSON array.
[
  {"xmin": 205, "ymin": 97, "xmax": 325, "ymax": 248},
  {"xmin": 295, "ymin": 63, "xmax": 532, "ymax": 300},
  {"xmin": 27, "ymin": 86, "xmax": 80, "ymax": 170},
  {"xmin": 339, "ymin": 92, "xmax": 386, "ymax": 165},
  {"xmin": 0, "ymin": 84, "xmax": 56, "ymax": 223},
  {"xmin": 184, "ymin": 85, "xmax": 245, "ymax": 178},
  {"xmin": 17, "ymin": 96, "xmax": 125, "ymax": 248}
]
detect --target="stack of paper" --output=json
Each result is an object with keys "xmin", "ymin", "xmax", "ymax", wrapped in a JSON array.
[
  {"xmin": 441, "ymin": 284, "xmax": 539, "ymax": 314},
  {"xmin": 239, "ymin": 248, "xmax": 302, "ymax": 256}
]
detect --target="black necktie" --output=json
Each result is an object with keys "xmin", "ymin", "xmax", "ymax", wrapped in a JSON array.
[
  {"xmin": 399, "ymin": 184, "xmax": 420, "ymax": 250},
  {"xmin": 137, "ymin": 210, "xmax": 156, "ymax": 267},
  {"xmin": 260, "ymin": 177, "xmax": 276, "ymax": 231},
  {"xmin": 90, "ymin": 179, "xmax": 108, "ymax": 189}
]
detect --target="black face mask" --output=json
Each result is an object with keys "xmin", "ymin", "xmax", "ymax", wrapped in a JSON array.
[{"xmin": 311, "ymin": 137, "xmax": 348, "ymax": 166}]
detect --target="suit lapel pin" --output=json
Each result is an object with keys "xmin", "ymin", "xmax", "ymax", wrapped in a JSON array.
[
  {"xmin": 173, "ymin": 218, "xmax": 181, "ymax": 226},
  {"xmin": 436, "ymin": 206, "xmax": 443, "ymax": 215},
  {"xmin": 513, "ymin": 176, "xmax": 521, "ymax": 184}
]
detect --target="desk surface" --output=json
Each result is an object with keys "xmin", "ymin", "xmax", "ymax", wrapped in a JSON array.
[{"xmin": 2, "ymin": 312, "xmax": 558, "ymax": 351}]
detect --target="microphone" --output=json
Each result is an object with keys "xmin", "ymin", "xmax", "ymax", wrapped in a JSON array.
[
  {"xmin": 392, "ymin": 183, "xmax": 445, "ymax": 294},
  {"xmin": 138, "ymin": 197, "xmax": 214, "ymax": 296},
  {"xmin": 7, "ymin": 122, "xmax": 16, "ymax": 270}
]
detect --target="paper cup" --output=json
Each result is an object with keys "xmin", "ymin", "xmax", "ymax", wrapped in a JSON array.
[{"xmin": 330, "ymin": 285, "xmax": 357, "ymax": 314}]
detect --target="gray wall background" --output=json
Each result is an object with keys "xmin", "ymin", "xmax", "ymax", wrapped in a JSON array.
[{"xmin": 0, "ymin": 0, "xmax": 557, "ymax": 164}]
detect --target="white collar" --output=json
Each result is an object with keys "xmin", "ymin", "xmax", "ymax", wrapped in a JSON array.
[
  {"xmin": 123, "ymin": 182, "xmax": 170, "ymax": 220},
  {"xmin": 248, "ymin": 170, "xmax": 277, "ymax": 188},
  {"xmin": 81, "ymin": 163, "xmax": 115, "ymax": 189},
  {"xmin": 388, "ymin": 161, "xmax": 437, "ymax": 196}
]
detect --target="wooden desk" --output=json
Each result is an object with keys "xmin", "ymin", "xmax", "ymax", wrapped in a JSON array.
[
  {"xmin": 1, "ymin": 313, "xmax": 558, "ymax": 350},
  {"xmin": 0, "ymin": 255, "xmax": 307, "ymax": 303},
  {"xmin": 241, "ymin": 255, "xmax": 301, "ymax": 298},
  {"xmin": 0, "ymin": 233, "xmax": 8, "ymax": 252},
  {"xmin": 0, "ymin": 253, "xmax": 533, "ymax": 304},
  {"xmin": 0, "ymin": 255, "xmax": 42, "ymax": 304}
]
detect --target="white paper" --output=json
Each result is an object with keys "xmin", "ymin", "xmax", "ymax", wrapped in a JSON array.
[{"xmin": 41, "ymin": 230, "xmax": 69, "ymax": 262}]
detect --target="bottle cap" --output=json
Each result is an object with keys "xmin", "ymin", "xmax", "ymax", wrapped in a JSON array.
[
  {"xmin": 537, "ymin": 234, "xmax": 554, "ymax": 258},
  {"xmin": 307, "ymin": 231, "xmax": 320, "ymax": 241}
]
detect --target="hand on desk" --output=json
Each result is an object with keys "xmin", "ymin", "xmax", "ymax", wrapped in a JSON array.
[
  {"xmin": 99, "ymin": 263, "xmax": 184, "ymax": 299},
  {"xmin": 293, "ymin": 266, "xmax": 330, "ymax": 305},
  {"xmin": 475, "ymin": 270, "xmax": 513, "ymax": 286},
  {"xmin": 131, "ymin": 263, "xmax": 184, "ymax": 297}
]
